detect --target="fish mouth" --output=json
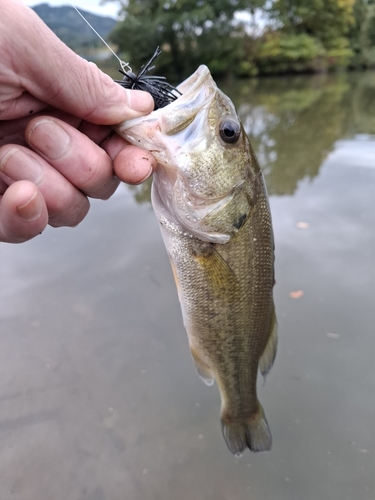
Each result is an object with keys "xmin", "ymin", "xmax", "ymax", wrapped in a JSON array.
[
  {"xmin": 174, "ymin": 65, "xmax": 213, "ymax": 104},
  {"xmin": 114, "ymin": 65, "xmax": 216, "ymax": 154}
]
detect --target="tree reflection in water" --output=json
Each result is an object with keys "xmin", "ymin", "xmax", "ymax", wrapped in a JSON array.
[{"xmin": 128, "ymin": 71, "xmax": 375, "ymax": 204}]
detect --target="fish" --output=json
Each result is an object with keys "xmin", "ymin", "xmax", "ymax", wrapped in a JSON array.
[{"xmin": 113, "ymin": 65, "xmax": 277, "ymax": 455}]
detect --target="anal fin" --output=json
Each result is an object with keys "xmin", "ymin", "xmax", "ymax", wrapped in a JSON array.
[
  {"xmin": 190, "ymin": 346, "xmax": 214, "ymax": 386},
  {"xmin": 259, "ymin": 307, "xmax": 278, "ymax": 379}
]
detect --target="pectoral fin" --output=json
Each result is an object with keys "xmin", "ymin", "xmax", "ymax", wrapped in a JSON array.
[
  {"xmin": 259, "ymin": 308, "xmax": 278, "ymax": 378},
  {"xmin": 190, "ymin": 346, "xmax": 214, "ymax": 386},
  {"xmin": 193, "ymin": 243, "xmax": 239, "ymax": 297}
]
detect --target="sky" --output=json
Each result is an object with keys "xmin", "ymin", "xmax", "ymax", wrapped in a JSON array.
[{"xmin": 24, "ymin": 0, "xmax": 120, "ymax": 18}]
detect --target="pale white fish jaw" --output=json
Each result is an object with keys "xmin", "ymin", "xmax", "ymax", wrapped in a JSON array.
[{"xmin": 113, "ymin": 65, "xmax": 216, "ymax": 165}]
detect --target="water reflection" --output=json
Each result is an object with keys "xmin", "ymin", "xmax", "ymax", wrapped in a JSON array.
[
  {"xmin": 349, "ymin": 72, "xmax": 375, "ymax": 135},
  {"xmin": 129, "ymin": 71, "xmax": 375, "ymax": 206},
  {"xmin": 127, "ymin": 179, "xmax": 152, "ymax": 204},
  {"xmin": 225, "ymin": 74, "xmax": 352, "ymax": 195},
  {"xmin": 0, "ymin": 72, "xmax": 375, "ymax": 500}
]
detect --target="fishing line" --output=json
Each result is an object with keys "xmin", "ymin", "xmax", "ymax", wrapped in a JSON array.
[
  {"xmin": 70, "ymin": 3, "xmax": 132, "ymax": 73},
  {"xmin": 70, "ymin": 4, "xmax": 181, "ymax": 109}
]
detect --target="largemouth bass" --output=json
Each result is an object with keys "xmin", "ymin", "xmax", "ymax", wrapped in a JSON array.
[{"xmin": 114, "ymin": 66, "xmax": 277, "ymax": 454}]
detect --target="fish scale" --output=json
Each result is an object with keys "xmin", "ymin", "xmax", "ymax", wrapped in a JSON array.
[{"xmin": 114, "ymin": 65, "xmax": 277, "ymax": 454}]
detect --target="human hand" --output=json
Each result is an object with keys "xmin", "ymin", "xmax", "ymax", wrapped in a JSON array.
[{"xmin": 0, "ymin": 0, "xmax": 156, "ymax": 243}]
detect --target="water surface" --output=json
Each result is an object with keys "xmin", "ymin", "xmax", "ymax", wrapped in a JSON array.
[{"xmin": 1, "ymin": 71, "xmax": 375, "ymax": 500}]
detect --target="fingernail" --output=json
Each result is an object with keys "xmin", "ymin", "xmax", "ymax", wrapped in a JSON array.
[
  {"xmin": 0, "ymin": 148, "xmax": 43, "ymax": 184},
  {"xmin": 126, "ymin": 90, "xmax": 154, "ymax": 114},
  {"xmin": 17, "ymin": 191, "xmax": 43, "ymax": 221},
  {"xmin": 134, "ymin": 163, "xmax": 153, "ymax": 185},
  {"xmin": 28, "ymin": 119, "xmax": 71, "ymax": 159}
]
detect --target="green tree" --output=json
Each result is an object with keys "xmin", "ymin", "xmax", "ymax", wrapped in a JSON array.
[
  {"xmin": 106, "ymin": 0, "xmax": 264, "ymax": 80},
  {"xmin": 268, "ymin": 0, "xmax": 355, "ymax": 44},
  {"xmin": 348, "ymin": 0, "xmax": 375, "ymax": 68},
  {"xmin": 104, "ymin": 0, "xmax": 373, "ymax": 78},
  {"xmin": 262, "ymin": 0, "xmax": 356, "ymax": 69},
  {"xmin": 254, "ymin": 32, "xmax": 327, "ymax": 74}
]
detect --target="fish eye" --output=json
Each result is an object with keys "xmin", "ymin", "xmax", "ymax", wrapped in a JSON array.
[{"xmin": 219, "ymin": 120, "xmax": 241, "ymax": 144}]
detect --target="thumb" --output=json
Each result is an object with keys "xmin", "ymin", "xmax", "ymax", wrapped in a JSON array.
[{"xmin": 3, "ymin": 1, "xmax": 154, "ymax": 124}]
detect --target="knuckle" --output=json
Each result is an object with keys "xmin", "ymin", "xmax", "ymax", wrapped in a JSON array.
[{"xmin": 79, "ymin": 151, "xmax": 117, "ymax": 199}]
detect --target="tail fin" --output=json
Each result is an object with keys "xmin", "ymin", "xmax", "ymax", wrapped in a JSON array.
[{"xmin": 221, "ymin": 404, "xmax": 272, "ymax": 455}]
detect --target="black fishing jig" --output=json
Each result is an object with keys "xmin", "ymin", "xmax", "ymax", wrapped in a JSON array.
[{"xmin": 116, "ymin": 47, "xmax": 181, "ymax": 110}]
